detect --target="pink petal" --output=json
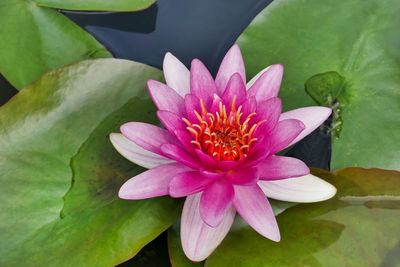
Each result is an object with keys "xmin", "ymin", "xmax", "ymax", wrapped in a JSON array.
[
  {"xmin": 161, "ymin": 144, "xmax": 201, "ymax": 169},
  {"xmin": 181, "ymin": 193, "xmax": 236, "ymax": 262},
  {"xmin": 257, "ymin": 155, "xmax": 310, "ymax": 180},
  {"xmin": 194, "ymin": 149, "xmax": 218, "ymax": 169},
  {"xmin": 157, "ymin": 110, "xmax": 185, "ymax": 133},
  {"xmin": 221, "ymin": 73, "xmax": 247, "ymax": 107},
  {"xmin": 200, "ymin": 180, "xmax": 234, "ymax": 227},
  {"xmin": 233, "ymin": 185, "xmax": 280, "ymax": 241},
  {"xmin": 267, "ymin": 119, "xmax": 305, "ymax": 154},
  {"xmin": 279, "ymin": 106, "xmax": 332, "ymax": 148},
  {"xmin": 226, "ymin": 166, "xmax": 259, "ymax": 185},
  {"xmin": 215, "ymin": 44, "xmax": 246, "ymax": 94},
  {"xmin": 190, "ymin": 59, "xmax": 217, "ymax": 104},
  {"xmin": 163, "ymin": 52, "xmax": 190, "ymax": 96},
  {"xmin": 247, "ymin": 64, "xmax": 284, "ymax": 102},
  {"xmin": 147, "ymin": 80, "xmax": 185, "ymax": 115},
  {"xmin": 253, "ymin": 97, "xmax": 282, "ymax": 134},
  {"xmin": 110, "ymin": 133, "xmax": 173, "ymax": 169},
  {"xmin": 169, "ymin": 171, "xmax": 214, "ymax": 197},
  {"xmin": 121, "ymin": 122, "xmax": 177, "ymax": 155},
  {"xmin": 119, "ymin": 163, "xmax": 190, "ymax": 199},
  {"xmin": 258, "ymin": 174, "xmax": 337, "ymax": 203},
  {"xmin": 174, "ymin": 129, "xmax": 195, "ymax": 152},
  {"xmin": 241, "ymin": 96, "xmax": 257, "ymax": 115},
  {"xmin": 184, "ymin": 94, "xmax": 201, "ymax": 123}
]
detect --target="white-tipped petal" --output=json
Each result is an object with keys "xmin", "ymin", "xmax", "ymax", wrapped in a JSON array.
[
  {"xmin": 110, "ymin": 133, "xmax": 173, "ymax": 169},
  {"xmin": 181, "ymin": 193, "xmax": 236, "ymax": 262},
  {"xmin": 258, "ymin": 174, "xmax": 337, "ymax": 203},
  {"xmin": 280, "ymin": 106, "xmax": 332, "ymax": 148},
  {"xmin": 163, "ymin": 52, "xmax": 190, "ymax": 96}
]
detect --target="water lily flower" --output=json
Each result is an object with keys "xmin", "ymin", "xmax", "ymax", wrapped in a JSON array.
[{"xmin": 110, "ymin": 44, "xmax": 336, "ymax": 261}]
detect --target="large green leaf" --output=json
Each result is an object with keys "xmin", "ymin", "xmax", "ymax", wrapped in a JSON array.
[
  {"xmin": 0, "ymin": 59, "xmax": 180, "ymax": 266},
  {"xmin": 238, "ymin": 0, "xmax": 400, "ymax": 170},
  {"xmin": 36, "ymin": 0, "xmax": 155, "ymax": 11},
  {"xmin": 0, "ymin": 0, "xmax": 155, "ymax": 90},
  {"xmin": 205, "ymin": 168, "xmax": 400, "ymax": 267}
]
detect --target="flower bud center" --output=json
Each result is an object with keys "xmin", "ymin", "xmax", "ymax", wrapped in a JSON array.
[{"xmin": 183, "ymin": 97, "xmax": 265, "ymax": 161}]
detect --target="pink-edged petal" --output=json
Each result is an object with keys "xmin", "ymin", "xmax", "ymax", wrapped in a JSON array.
[
  {"xmin": 200, "ymin": 180, "xmax": 234, "ymax": 227},
  {"xmin": 184, "ymin": 94, "xmax": 201, "ymax": 122},
  {"xmin": 110, "ymin": 133, "xmax": 173, "ymax": 169},
  {"xmin": 253, "ymin": 97, "xmax": 282, "ymax": 134},
  {"xmin": 157, "ymin": 110, "xmax": 185, "ymax": 133},
  {"xmin": 226, "ymin": 166, "xmax": 259, "ymax": 185},
  {"xmin": 233, "ymin": 185, "xmax": 280, "ymax": 241},
  {"xmin": 258, "ymin": 174, "xmax": 337, "ymax": 203},
  {"xmin": 266, "ymin": 119, "xmax": 305, "ymax": 154},
  {"xmin": 161, "ymin": 144, "xmax": 201, "ymax": 169},
  {"xmin": 279, "ymin": 106, "xmax": 332, "ymax": 148},
  {"xmin": 257, "ymin": 155, "xmax": 310, "ymax": 180},
  {"xmin": 190, "ymin": 59, "xmax": 217, "ymax": 104},
  {"xmin": 147, "ymin": 80, "xmax": 185, "ymax": 115},
  {"xmin": 163, "ymin": 52, "xmax": 190, "ymax": 96},
  {"xmin": 215, "ymin": 44, "xmax": 246, "ymax": 94},
  {"xmin": 119, "ymin": 163, "xmax": 190, "ymax": 199},
  {"xmin": 247, "ymin": 64, "xmax": 284, "ymax": 102},
  {"xmin": 169, "ymin": 171, "xmax": 214, "ymax": 197},
  {"xmin": 181, "ymin": 193, "xmax": 236, "ymax": 262},
  {"xmin": 221, "ymin": 73, "xmax": 247, "ymax": 107},
  {"xmin": 121, "ymin": 122, "xmax": 177, "ymax": 155}
]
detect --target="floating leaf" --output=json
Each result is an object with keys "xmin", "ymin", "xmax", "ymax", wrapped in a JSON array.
[
  {"xmin": 205, "ymin": 168, "xmax": 400, "ymax": 267},
  {"xmin": 0, "ymin": 0, "xmax": 155, "ymax": 89},
  {"xmin": 0, "ymin": 59, "xmax": 180, "ymax": 266},
  {"xmin": 35, "ymin": 0, "xmax": 155, "ymax": 11},
  {"xmin": 238, "ymin": 0, "xmax": 400, "ymax": 170}
]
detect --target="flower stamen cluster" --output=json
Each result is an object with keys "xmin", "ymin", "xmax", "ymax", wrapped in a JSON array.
[{"xmin": 183, "ymin": 97, "xmax": 265, "ymax": 161}]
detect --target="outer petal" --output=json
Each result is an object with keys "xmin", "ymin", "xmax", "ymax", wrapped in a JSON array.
[
  {"xmin": 169, "ymin": 171, "xmax": 215, "ymax": 197},
  {"xmin": 110, "ymin": 133, "xmax": 173, "ymax": 169},
  {"xmin": 258, "ymin": 174, "xmax": 337, "ymax": 203},
  {"xmin": 200, "ymin": 180, "xmax": 234, "ymax": 227},
  {"xmin": 147, "ymin": 80, "xmax": 185, "ymax": 115},
  {"xmin": 247, "ymin": 64, "xmax": 284, "ymax": 102},
  {"xmin": 163, "ymin": 52, "xmax": 190, "ymax": 96},
  {"xmin": 121, "ymin": 122, "xmax": 177, "ymax": 155},
  {"xmin": 221, "ymin": 73, "xmax": 247, "ymax": 107},
  {"xmin": 258, "ymin": 155, "xmax": 310, "ymax": 180},
  {"xmin": 233, "ymin": 185, "xmax": 280, "ymax": 241},
  {"xmin": 266, "ymin": 119, "xmax": 305, "ymax": 154},
  {"xmin": 190, "ymin": 59, "xmax": 217, "ymax": 104},
  {"xmin": 279, "ymin": 106, "xmax": 332, "ymax": 148},
  {"xmin": 181, "ymin": 193, "xmax": 236, "ymax": 262},
  {"xmin": 215, "ymin": 44, "xmax": 246, "ymax": 94},
  {"xmin": 119, "ymin": 163, "xmax": 190, "ymax": 199}
]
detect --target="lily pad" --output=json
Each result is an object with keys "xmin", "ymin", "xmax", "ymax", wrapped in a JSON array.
[
  {"xmin": 205, "ymin": 168, "xmax": 400, "ymax": 267},
  {"xmin": 35, "ymin": 0, "xmax": 155, "ymax": 11},
  {"xmin": 0, "ymin": 0, "xmax": 155, "ymax": 90},
  {"xmin": 238, "ymin": 0, "xmax": 400, "ymax": 170},
  {"xmin": 0, "ymin": 59, "xmax": 180, "ymax": 266}
]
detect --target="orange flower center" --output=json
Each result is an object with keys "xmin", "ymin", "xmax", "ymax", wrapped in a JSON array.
[{"xmin": 183, "ymin": 97, "xmax": 265, "ymax": 161}]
